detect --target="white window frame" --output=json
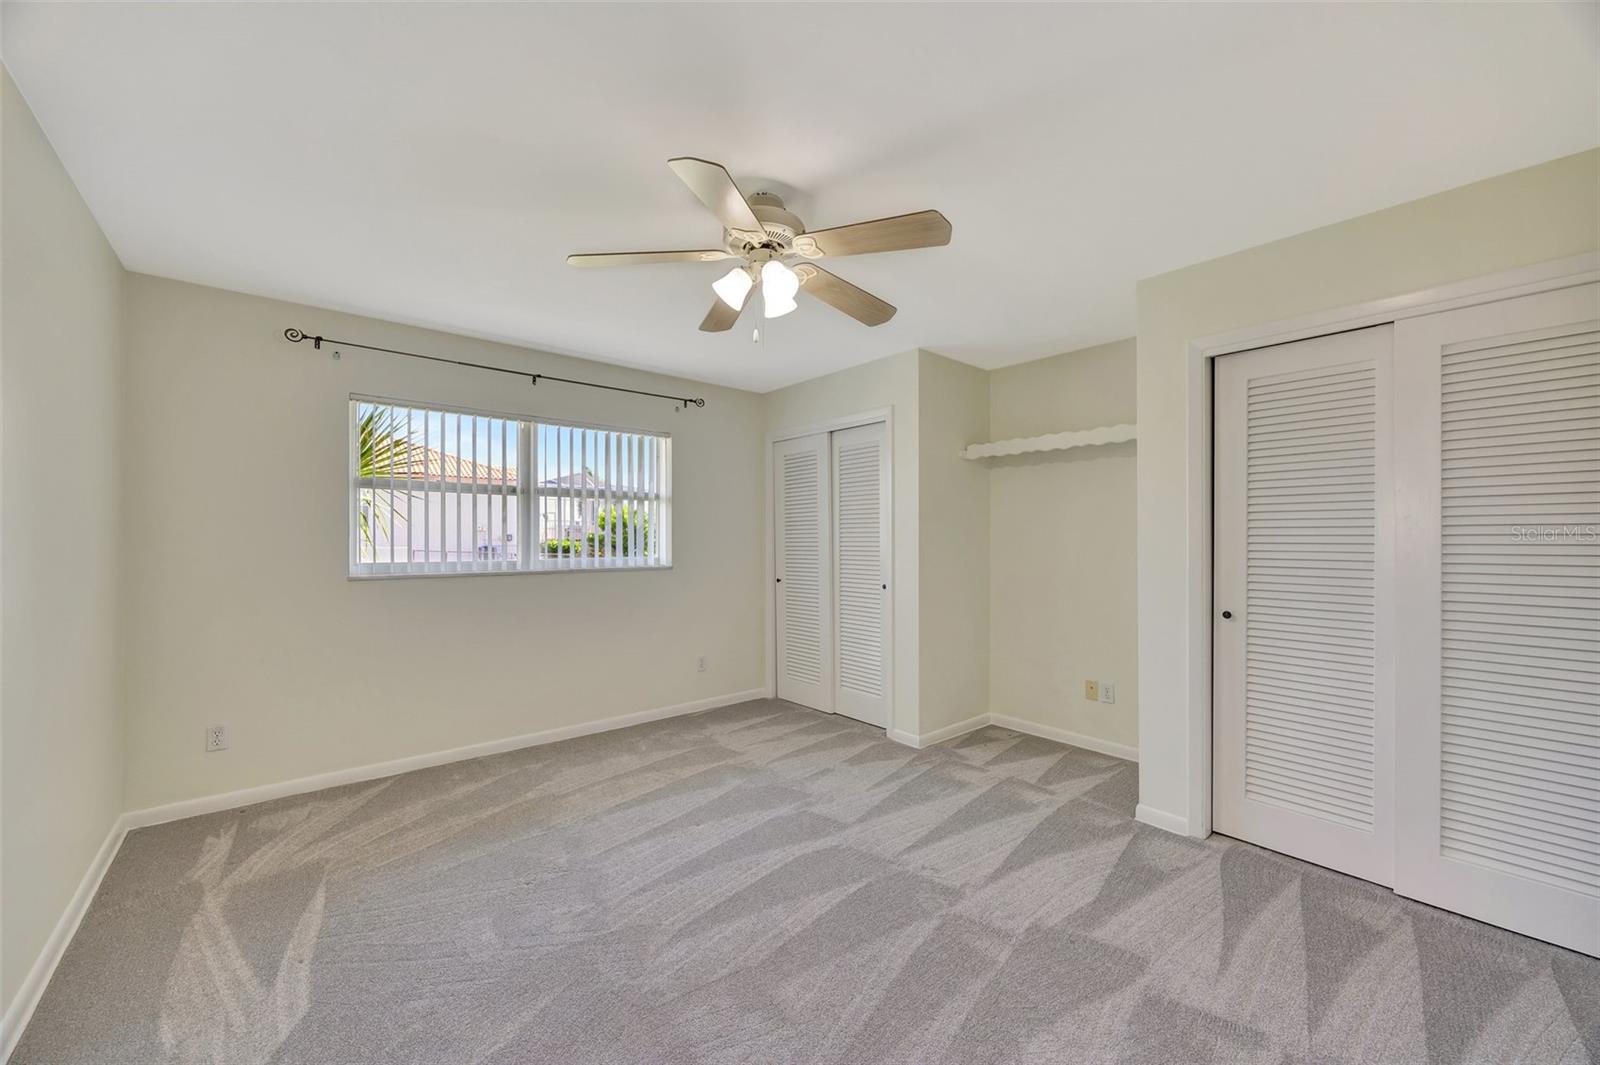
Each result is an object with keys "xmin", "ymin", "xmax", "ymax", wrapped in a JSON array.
[{"xmin": 349, "ymin": 394, "xmax": 672, "ymax": 579}]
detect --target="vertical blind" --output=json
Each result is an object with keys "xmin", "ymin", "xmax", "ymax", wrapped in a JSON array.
[{"xmin": 351, "ymin": 397, "xmax": 671, "ymax": 576}]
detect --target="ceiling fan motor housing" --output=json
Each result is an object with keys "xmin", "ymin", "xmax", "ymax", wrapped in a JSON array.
[{"xmin": 745, "ymin": 191, "xmax": 804, "ymax": 248}]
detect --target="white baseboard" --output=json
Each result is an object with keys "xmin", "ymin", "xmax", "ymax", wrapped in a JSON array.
[
  {"xmin": 889, "ymin": 713, "xmax": 991, "ymax": 749},
  {"xmin": 124, "ymin": 687, "xmax": 769, "ymax": 830},
  {"xmin": 2, "ymin": 813, "xmax": 130, "ymax": 1064},
  {"xmin": 888, "ymin": 713, "xmax": 1140, "ymax": 760},
  {"xmin": 988, "ymin": 713, "xmax": 1139, "ymax": 763},
  {"xmin": 1135, "ymin": 803, "xmax": 1191, "ymax": 836},
  {"xmin": 919, "ymin": 713, "xmax": 993, "ymax": 747}
]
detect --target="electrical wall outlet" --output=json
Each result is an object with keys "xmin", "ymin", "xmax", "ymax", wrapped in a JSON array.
[
  {"xmin": 1100, "ymin": 682, "xmax": 1117, "ymax": 704},
  {"xmin": 1084, "ymin": 680, "xmax": 1099, "ymax": 701},
  {"xmin": 697, "ymin": 655, "xmax": 708, "ymax": 673},
  {"xmin": 205, "ymin": 725, "xmax": 228, "ymax": 752}
]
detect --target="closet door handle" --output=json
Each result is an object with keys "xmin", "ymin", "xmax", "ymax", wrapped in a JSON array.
[{"xmin": 1221, "ymin": 610, "xmax": 1233, "ymax": 620}]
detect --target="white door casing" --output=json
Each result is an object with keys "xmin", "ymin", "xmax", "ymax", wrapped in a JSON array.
[
  {"xmin": 1213, "ymin": 325, "xmax": 1397, "ymax": 886},
  {"xmin": 1393, "ymin": 282, "xmax": 1600, "ymax": 957},
  {"xmin": 832, "ymin": 422, "xmax": 890, "ymax": 727},
  {"xmin": 774, "ymin": 432, "xmax": 833, "ymax": 711}
]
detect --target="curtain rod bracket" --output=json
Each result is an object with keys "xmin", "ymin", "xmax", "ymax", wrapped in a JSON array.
[{"xmin": 281, "ymin": 327, "xmax": 705, "ymax": 409}]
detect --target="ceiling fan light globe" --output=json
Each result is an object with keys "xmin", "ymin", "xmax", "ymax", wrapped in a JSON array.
[
  {"xmin": 712, "ymin": 266, "xmax": 754, "ymax": 310},
  {"xmin": 761, "ymin": 260, "xmax": 799, "ymax": 298},
  {"xmin": 761, "ymin": 260, "xmax": 800, "ymax": 318}
]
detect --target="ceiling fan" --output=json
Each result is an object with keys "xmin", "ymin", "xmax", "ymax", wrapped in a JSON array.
[{"xmin": 567, "ymin": 157, "xmax": 951, "ymax": 333}]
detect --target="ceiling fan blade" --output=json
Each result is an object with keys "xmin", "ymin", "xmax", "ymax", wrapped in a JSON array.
[
  {"xmin": 796, "ymin": 265, "xmax": 896, "ymax": 326},
  {"xmin": 699, "ymin": 292, "xmax": 751, "ymax": 332},
  {"xmin": 792, "ymin": 209, "xmax": 951, "ymax": 259},
  {"xmin": 567, "ymin": 249, "xmax": 732, "ymax": 268},
  {"xmin": 667, "ymin": 157, "xmax": 766, "ymax": 240}
]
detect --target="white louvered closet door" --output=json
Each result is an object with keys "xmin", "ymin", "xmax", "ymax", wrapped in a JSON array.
[
  {"xmin": 775, "ymin": 433, "xmax": 833, "ymax": 711},
  {"xmin": 832, "ymin": 422, "xmax": 890, "ymax": 727},
  {"xmin": 1394, "ymin": 282, "xmax": 1600, "ymax": 957},
  {"xmin": 1213, "ymin": 326, "xmax": 1396, "ymax": 886}
]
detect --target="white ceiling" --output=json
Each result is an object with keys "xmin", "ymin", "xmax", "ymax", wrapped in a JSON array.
[{"xmin": 4, "ymin": 3, "xmax": 1596, "ymax": 391}]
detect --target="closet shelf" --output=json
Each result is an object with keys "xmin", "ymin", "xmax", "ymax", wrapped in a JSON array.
[{"xmin": 961, "ymin": 423, "xmax": 1136, "ymax": 460}]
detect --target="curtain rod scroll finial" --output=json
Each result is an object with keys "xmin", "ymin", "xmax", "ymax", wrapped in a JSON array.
[{"xmin": 283, "ymin": 327, "xmax": 325, "ymax": 351}]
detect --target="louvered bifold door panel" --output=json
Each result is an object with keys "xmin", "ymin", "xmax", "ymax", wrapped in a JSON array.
[
  {"xmin": 832, "ymin": 422, "xmax": 889, "ymax": 727},
  {"xmin": 1395, "ymin": 283, "xmax": 1600, "ymax": 957},
  {"xmin": 1439, "ymin": 326, "xmax": 1599, "ymax": 892},
  {"xmin": 1214, "ymin": 326, "xmax": 1396, "ymax": 886},
  {"xmin": 774, "ymin": 434, "xmax": 833, "ymax": 712}
]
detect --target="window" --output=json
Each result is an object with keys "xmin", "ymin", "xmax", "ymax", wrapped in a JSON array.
[{"xmin": 351, "ymin": 397, "xmax": 671, "ymax": 577}]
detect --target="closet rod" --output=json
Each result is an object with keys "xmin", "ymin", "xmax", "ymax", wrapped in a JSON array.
[{"xmin": 281, "ymin": 328, "xmax": 707, "ymax": 409}]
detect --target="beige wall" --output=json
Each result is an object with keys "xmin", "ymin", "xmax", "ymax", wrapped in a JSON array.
[
  {"xmin": 988, "ymin": 339, "xmax": 1137, "ymax": 752},
  {"xmin": 119, "ymin": 274, "xmax": 767, "ymax": 809},
  {"xmin": 0, "ymin": 68, "xmax": 126, "ymax": 1013},
  {"xmin": 917, "ymin": 351, "xmax": 990, "ymax": 734},
  {"xmin": 763, "ymin": 350, "xmax": 921, "ymax": 736},
  {"xmin": 1135, "ymin": 148, "xmax": 1600, "ymax": 834}
]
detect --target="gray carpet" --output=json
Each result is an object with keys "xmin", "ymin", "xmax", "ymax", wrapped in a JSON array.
[{"xmin": 13, "ymin": 699, "xmax": 1597, "ymax": 1064}]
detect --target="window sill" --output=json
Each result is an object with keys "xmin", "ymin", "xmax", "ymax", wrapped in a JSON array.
[{"xmin": 348, "ymin": 564, "xmax": 673, "ymax": 581}]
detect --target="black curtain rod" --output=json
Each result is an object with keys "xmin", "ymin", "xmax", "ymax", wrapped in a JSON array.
[{"xmin": 282, "ymin": 328, "xmax": 707, "ymax": 409}]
